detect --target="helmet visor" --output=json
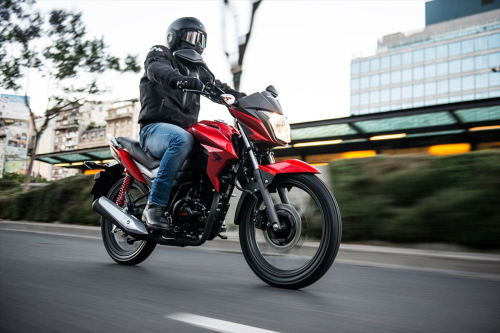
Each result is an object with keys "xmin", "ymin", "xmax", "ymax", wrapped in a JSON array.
[{"xmin": 181, "ymin": 30, "xmax": 207, "ymax": 49}]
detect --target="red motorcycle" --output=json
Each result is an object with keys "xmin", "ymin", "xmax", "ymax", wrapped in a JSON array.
[{"xmin": 87, "ymin": 50, "xmax": 341, "ymax": 289}]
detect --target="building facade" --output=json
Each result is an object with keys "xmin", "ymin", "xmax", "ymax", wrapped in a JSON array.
[
  {"xmin": 350, "ymin": 9, "xmax": 500, "ymax": 116},
  {"xmin": 105, "ymin": 100, "xmax": 140, "ymax": 141}
]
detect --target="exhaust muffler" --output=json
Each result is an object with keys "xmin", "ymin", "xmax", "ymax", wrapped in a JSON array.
[{"xmin": 92, "ymin": 196, "xmax": 148, "ymax": 235}]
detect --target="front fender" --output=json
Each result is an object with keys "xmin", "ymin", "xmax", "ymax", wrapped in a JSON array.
[
  {"xmin": 259, "ymin": 159, "xmax": 320, "ymax": 175},
  {"xmin": 233, "ymin": 159, "xmax": 319, "ymax": 225}
]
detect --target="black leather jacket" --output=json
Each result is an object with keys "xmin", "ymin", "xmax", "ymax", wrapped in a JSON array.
[{"xmin": 138, "ymin": 45, "xmax": 238, "ymax": 129}]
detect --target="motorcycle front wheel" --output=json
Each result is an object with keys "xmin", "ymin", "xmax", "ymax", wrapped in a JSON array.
[
  {"xmin": 239, "ymin": 173, "xmax": 341, "ymax": 289},
  {"xmin": 101, "ymin": 177, "xmax": 156, "ymax": 266}
]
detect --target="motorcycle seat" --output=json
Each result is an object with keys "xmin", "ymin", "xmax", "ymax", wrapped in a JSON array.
[{"xmin": 116, "ymin": 137, "xmax": 161, "ymax": 169}]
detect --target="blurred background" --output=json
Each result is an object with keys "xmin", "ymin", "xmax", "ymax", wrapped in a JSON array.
[{"xmin": 1, "ymin": 1, "xmax": 500, "ymax": 332}]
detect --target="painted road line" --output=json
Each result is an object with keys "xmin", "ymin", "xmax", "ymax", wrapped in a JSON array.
[{"xmin": 165, "ymin": 313, "xmax": 279, "ymax": 333}]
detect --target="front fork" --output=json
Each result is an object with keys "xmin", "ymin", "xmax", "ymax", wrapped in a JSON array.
[{"xmin": 237, "ymin": 123, "xmax": 286, "ymax": 230}]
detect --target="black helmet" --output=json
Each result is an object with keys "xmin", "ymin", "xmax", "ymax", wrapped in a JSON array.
[{"xmin": 166, "ymin": 17, "xmax": 207, "ymax": 54}]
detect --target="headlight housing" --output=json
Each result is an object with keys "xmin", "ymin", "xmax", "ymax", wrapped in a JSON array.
[{"xmin": 258, "ymin": 111, "xmax": 291, "ymax": 145}]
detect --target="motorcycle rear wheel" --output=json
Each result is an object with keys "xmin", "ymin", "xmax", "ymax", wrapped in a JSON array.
[
  {"xmin": 239, "ymin": 173, "xmax": 341, "ymax": 289},
  {"xmin": 101, "ymin": 177, "xmax": 156, "ymax": 266}
]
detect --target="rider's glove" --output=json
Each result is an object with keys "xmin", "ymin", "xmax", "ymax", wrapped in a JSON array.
[{"xmin": 176, "ymin": 77, "xmax": 204, "ymax": 91}]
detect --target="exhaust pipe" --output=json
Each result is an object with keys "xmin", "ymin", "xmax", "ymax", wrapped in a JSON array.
[{"xmin": 93, "ymin": 196, "xmax": 148, "ymax": 235}]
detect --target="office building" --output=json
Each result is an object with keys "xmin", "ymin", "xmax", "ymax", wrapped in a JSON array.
[{"xmin": 350, "ymin": 9, "xmax": 500, "ymax": 116}]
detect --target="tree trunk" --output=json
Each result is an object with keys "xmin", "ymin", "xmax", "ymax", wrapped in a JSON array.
[{"xmin": 23, "ymin": 134, "xmax": 38, "ymax": 191}]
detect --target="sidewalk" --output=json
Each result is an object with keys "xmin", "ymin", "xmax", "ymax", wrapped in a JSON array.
[{"xmin": 1, "ymin": 220, "xmax": 499, "ymax": 279}]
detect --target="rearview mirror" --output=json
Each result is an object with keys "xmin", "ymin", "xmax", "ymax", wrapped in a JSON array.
[
  {"xmin": 173, "ymin": 49, "xmax": 205, "ymax": 67},
  {"xmin": 266, "ymin": 85, "xmax": 278, "ymax": 97}
]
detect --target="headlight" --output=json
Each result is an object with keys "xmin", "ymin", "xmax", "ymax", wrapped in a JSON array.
[{"xmin": 258, "ymin": 111, "xmax": 291, "ymax": 144}]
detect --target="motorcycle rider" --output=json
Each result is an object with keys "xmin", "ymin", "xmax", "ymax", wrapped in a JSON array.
[{"xmin": 138, "ymin": 17, "xmax": 244, "ymax": 231}]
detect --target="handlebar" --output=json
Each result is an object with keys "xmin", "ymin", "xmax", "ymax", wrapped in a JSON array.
[{"xmin": 182, "ymin": 81, "xmax": 229, "ymax": 105}]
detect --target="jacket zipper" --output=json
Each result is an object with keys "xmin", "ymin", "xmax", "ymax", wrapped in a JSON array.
[{"xmin": 159, "ymin": 97, "xmax": 164, "ymax": 113}]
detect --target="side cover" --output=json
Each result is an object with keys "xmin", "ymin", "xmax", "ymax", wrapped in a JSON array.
[{"xmin": 188, "ymin": 120, "xmax": 239, "ymax": 192}]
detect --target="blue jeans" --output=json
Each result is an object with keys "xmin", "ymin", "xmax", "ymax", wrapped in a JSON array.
[{"xmin": 139, "ymin": 123, "xmax": 194, "ymax": 207}]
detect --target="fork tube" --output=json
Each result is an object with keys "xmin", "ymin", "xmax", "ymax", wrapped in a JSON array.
[{"xmin": 237, "ymin": 123, "xmax": 280, "ymax": 226}]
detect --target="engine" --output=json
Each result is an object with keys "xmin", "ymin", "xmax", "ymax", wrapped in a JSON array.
[{"xmin": 172, "ymin": 198, "xmax": 207, "ymax": 233}]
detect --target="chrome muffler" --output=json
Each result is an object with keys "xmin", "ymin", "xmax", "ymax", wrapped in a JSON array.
[{"xmin": 92, "ymin": 196, "xmax": 148, "ymax": 235}]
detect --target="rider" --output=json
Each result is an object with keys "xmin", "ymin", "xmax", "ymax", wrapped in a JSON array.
[{"xmin": 138, "ymin": 17, "xmax": 244, "ymax": 231}]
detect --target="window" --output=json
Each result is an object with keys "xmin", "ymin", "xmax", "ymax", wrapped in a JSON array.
[
  {"xmin": 476, "ymin": 91, "xmax": 489, "ymax": 100},
  {"xmin": 436, "ymin": 44, "xmax": 448, "ymax": 59},
  {"xmin": 391, "ymin": 71, "xmax": 401, "ymax": 84},
  {"xmin": 489, "ymin": 52, "xmax": 500, "ymax": 68},
  {"xmin": 402, "ymin": 68, "xmax": 412, "ymax": 82},
  {"xmin": 462, "ymin": 75, "xmax": 474, "ymax": 91},
  {"xmin": 437, "ymin": 97, "xmax": 449, "ymax": 104},
  {"xmin": 402, "ymin": 85, "xmax": 412, "ymax": 99},
  {"xmin": 370, "ymin": 74, "xmax": 380, "ymax": 88},
  {"xmin": 424, "ymin": 99, "xmax": 437, "ymax": 106},
  {"xmin": 413, "ymin": 49, "xmax": 424, "ymax": 63},
  {"xmin": 360, "ymin": 92, "xmax": 369, "ymax": 105},
  {"xmin": 413, "ymin": 83, "xmax": 424, "ymax": 98},
  {"xmin": 437, "ymin": 80, "xmax": 448, "ymax": 94},
  {"xmin": 402, "ymin": 51, "xmax": 412, "ymax": 65},
  {"xmin": 381, "ymin": 72, "xmax": 391, "ymax": 86},
  {"xmin": 425, "ymin": 64, "xmax": 436, "ymax": 78},
  {"xmin": 475, "ymin": 36, "xmax": 487, "ymax": 51},
  {"xmin": 475, "ymin": 54, "xmax": 488, "ymax": 70},
  {"xmin": 360, "ymin": 76, "xmax": 369, "ymax": 89},
  {"xmin": 351, "ymin": 62, "xmax": 360, "ymax": 75},
  {"xmin": 360, "ymin": 60, "xmax": 370, "ymax": 73},
  {"xmin": 450, "ymin": 77, "xmax": 461, "ymax": 92},
  {"xmin": 370, "ymin": 58, "xmax": 380, "ymax": 72},
  {"xmin": 449, "ymin": 42, "xmax": 460, "ymax": 56},
  {"xmin": 449, "ymin": 95, "xmax": 462, "ymax": 103},
  {"xmin": 391, "ymin": 87, "xmax": 401, "ymax": 101},
  {"xmin": 489, "ymin": 72, "xmax": 500, "ymax": 87},
  {"xmin": 461, "ymin": 57, "xmax": 474, "ymax": 72},
  {"xmin": 413, "ymin": 100, "xmax": 424, "ymax": 108},
  {"xmin": 425, "ymin": 47, "xmax": 436, "ymax": 61},
  {"xmin": 449, "ymin": 59, "xmax": 461, "ymax": 74},
  {"xmin": 381, "ymin": 56, "xmax": 390, "ymax": 70},
  {"xmin": 436, "ymin": 62, "xmax": 448, "ymax": 76},
  {"xmin": 413, "ymin": 66, "xmax": 424, "ymax": 80},
  {"xmin": 461, "ymin": 39, "xmax": 474, "ymax": 54},
  {"xmin": 476, "ymin": 73, "xmax": 488, "ymax": 89},
  {"xmin": 370, "ymin": 91, "xmax": 379, "ymax": 104},
  {"xmin": 390, "ymin": 104, "xmax": 401, "ymax": 111},
  {"xmin": 425, "ymin": 82, "xmax": 436, "ymax": 96},
  {"xmin": 488, "ymin": 33, "xmax": 500, "ymax": 49},
  {"xmin": 402, "ymin": 102, "xmax": 413, "ymax": 109},
  {"xmin": 391, "ymin": 54, "xmax": 401, "ymax": 68},
  {"xmin": 351, "ymin": 78, "xmax": 360, "ymax": 90},
  {"xmin": 380, "ymin": 89, "xmax": 390, "ymax": 102}
]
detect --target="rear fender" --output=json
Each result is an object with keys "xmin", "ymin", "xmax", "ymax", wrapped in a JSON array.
[
  {"xmin": 233, "ymin": 159, "xmax": 319, "ymax": 225},
  {"xmin": 89, "ymin": 163, "xmax": 125, "ymax": 201}
]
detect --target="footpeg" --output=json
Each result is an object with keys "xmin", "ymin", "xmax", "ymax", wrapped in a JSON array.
[{"xmin": 217, "ymin": 233, "xmax": 227, "ymax": 240}]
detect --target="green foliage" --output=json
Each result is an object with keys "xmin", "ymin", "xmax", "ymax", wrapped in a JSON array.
[
  {"xmin": 329, "ymin": 151, "xmax": 500, "ymax": 248},
  {"xmin": 0, "ymin": 175, "xmax": 100, "ymax": 225},
  {"xmin": 2, "ymin": 172, "xmax": 48, "ymax": 183}
]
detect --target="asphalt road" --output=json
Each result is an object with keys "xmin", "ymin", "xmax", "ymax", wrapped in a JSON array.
[{"xmin": 0, "ymin": 231, "xmax": 499, "ymax": 333}]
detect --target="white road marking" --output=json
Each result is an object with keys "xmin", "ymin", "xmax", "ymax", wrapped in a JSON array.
[{"xmin": 165, "ymin": 313, "xmax": 280, "ymax": 333}]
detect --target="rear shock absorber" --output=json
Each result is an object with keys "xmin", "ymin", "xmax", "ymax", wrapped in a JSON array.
[{"xmin": 116, "ymin": 173, "xmax": 134, "ymax": 206}]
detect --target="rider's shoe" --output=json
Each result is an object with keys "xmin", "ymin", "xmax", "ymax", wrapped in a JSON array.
[{"xmin": 142, "ymin": 202, "xmax": 173, "ymax": 231}]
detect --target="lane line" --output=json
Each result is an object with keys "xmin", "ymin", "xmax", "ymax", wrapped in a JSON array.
[{"xmin": 165, "ymin": 313, "xmax": 279, "ymax": 333}]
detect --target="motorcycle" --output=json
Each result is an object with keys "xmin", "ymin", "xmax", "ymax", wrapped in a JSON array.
[{"xmin": 87, "ymin": 49, "xmax": 342, "ymax": 289}]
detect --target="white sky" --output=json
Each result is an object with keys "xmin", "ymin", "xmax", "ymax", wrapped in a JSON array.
[{"xmin": 7, "ymin": 0, "xmax": 426, "ymax": 125}]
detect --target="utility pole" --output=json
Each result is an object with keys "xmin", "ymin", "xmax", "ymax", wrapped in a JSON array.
[{"xmin": 222, "ymin": 0, "xmax": 263, "ymax": 91}]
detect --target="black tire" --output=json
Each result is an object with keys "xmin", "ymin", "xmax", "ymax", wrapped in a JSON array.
[
  {"xmin": 101, "ymin": 177, "xmax": 156, "ymax": 265},
  {"xmin": 239, "ymin": 173, "xmax": 342, "ymax": 289}
]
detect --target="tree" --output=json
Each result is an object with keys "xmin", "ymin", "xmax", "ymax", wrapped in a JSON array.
[{"xmin": 0, "ymin": 0, "xmax": 140, "ymax": 189}]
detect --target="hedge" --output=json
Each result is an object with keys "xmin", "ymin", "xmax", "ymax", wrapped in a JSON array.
[{"xmin": 329, "ymin": 151, "xmax": 500, "ymax": 248}]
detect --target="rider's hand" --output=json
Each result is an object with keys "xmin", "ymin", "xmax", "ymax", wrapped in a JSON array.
[{"xmin": 176, "ymin": 77, "xmax": 204, "ymax": 91}]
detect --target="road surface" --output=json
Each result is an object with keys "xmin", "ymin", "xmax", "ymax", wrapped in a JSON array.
[{"xmin": 0, "ymin": 230, "xmax": 499, "ymax": 333}]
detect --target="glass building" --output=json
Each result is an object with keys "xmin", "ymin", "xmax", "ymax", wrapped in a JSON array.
[{"xmin": 350, "ymin": 9, "xmax": 500, "ymax": 116}]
